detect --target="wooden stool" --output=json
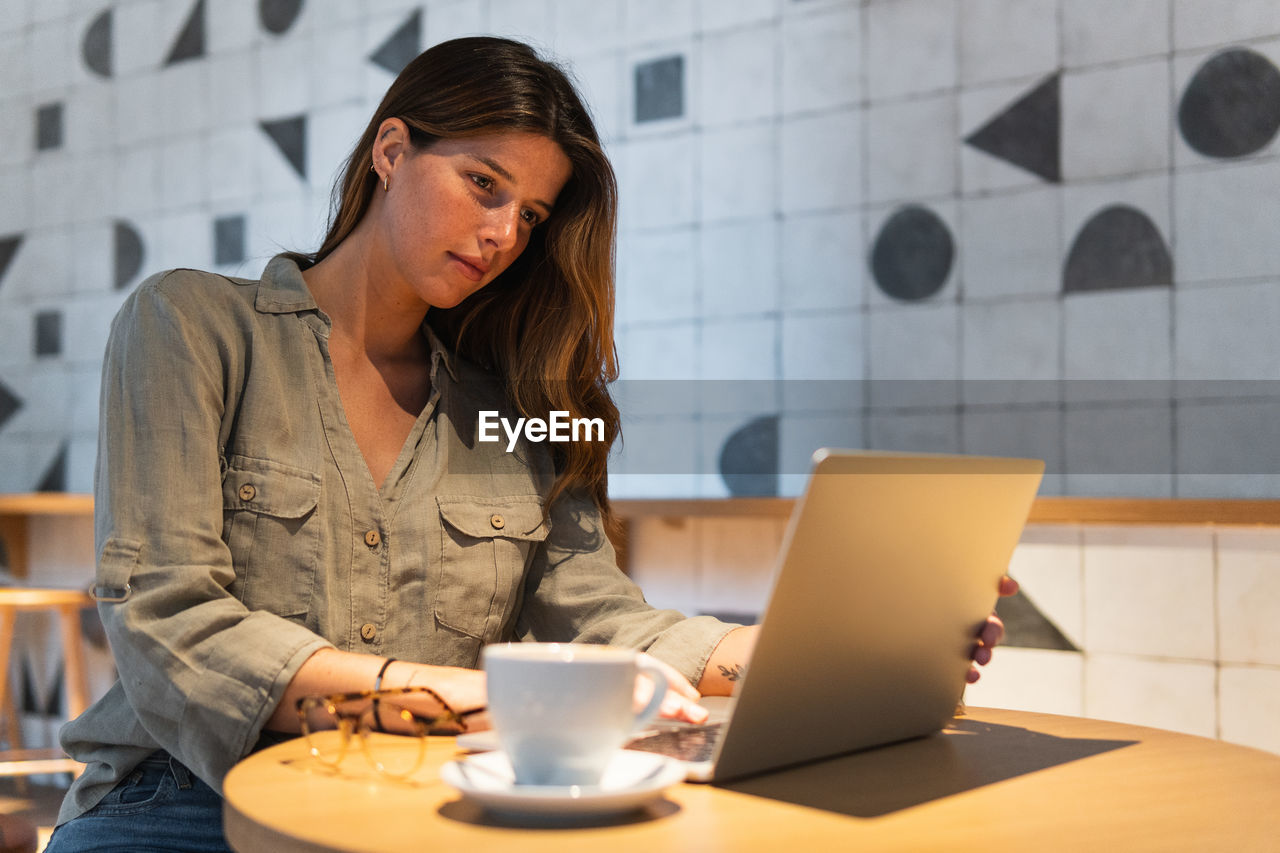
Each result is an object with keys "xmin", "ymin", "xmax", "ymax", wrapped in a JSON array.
[{"xmin": 0, "ymin": 588, "xmax": 93, "ymax": 777}]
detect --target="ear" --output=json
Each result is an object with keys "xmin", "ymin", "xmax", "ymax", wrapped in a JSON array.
[{"xmin": 371, "ymin": 118, "xmax": 412, "ymax": 177}]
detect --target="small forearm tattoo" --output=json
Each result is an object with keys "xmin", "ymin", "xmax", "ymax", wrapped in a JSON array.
[{"xmin": 718, "ymin": 663, "xmax": 746, "ymax": 682}]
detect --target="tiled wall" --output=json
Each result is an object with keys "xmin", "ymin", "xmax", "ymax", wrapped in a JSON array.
[
  {"xmin": 2, "ymin": 1, "xmax": 1280, "ymax": 499},
  {"xmin": 628, "ymin": 515, "xmax": 1280, "ymax": 755}
]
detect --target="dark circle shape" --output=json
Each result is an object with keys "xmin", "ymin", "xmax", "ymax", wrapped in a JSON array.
[
  {"xmin": 870, "ymin": 205, "xmax": 954, "ymax": 302},
  {"xmin": 718, "ymin": 415, "xmax": 779, "ymax": 498},
  {"xmin": 1063, "ymin": 205, "xmax": 1172, "ymax": 294},
  {"xmin": 259, "ymin": 0, "xmax": 304, "ymax": 35},
  {"xmin": 1178, "ymin": 47, "xmax": 1280, "ymax": 158}
]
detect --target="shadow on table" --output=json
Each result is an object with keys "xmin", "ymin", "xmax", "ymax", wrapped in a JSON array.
[
  {"xmin": 438, "ymin": 797, "xmax": 681, "ymax": 829},
  {"xmin": 717, "ymin": 718, "xmax": 1137, "ymax": 818}
]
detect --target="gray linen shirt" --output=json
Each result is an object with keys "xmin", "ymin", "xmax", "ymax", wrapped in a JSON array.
[{"xmin": 57, "ymin": 256, "xmax": 734, "ymax": 823}]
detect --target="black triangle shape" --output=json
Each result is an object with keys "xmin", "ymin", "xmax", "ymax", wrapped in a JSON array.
[
  {"xmin": 45, "ymin": 660, "xmax": 64, "ymax": 716},
  {"xmin": 0, "ymin": 234, "xmax": 21, "ymax": 287},
  {"xmin": 37, "ymin": 442, "xmax": 69, "ymax": 493},
  {"xmin": 994, "ymin": 590, "xmax": 1079, "ymax": 651},
  {"xmin": 369, "ymin": 9, "xmax": 421, "ymax": 75},
  {"xmin": 964, "ymin": 73, "xmax": 1061, "ymax": 183},
  {"xmin": 260, "ymin": 115, "xmax": 308, "ymax": 180},
  {"xmin": 0, "ymin": 379, "xmax": 22, "ymax": 432},
  {"xmin": 164, "ymin": 0, "xmax": 207, "ymax": 66},
  {"xmin": 20, "ymin": 658, "xmax": 39, "ymax": 715},
  {"xmin": 83, "ymin": 8, "xmax": 113, "ymax": 77}
]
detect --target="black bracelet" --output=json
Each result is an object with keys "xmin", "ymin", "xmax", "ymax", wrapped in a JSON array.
[{"xmin": 372, "ymin": 657, "xmax": 397, "ymax": 734}]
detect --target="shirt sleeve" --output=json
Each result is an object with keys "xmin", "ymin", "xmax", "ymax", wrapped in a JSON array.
[
  {"xmin": 92, "ymin": 273, "xmax": 332, "ymax": 790},
  {"xmin": 514, "ymin": 491, "xmax": 739, "ymax": 687}
]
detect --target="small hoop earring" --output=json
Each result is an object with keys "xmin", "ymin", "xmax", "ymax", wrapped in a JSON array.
[{"xmin": 383, "ymin": 175, "xmax": 389, "ymax": 192}]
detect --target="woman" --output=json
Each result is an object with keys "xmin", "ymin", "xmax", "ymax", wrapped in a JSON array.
[{"xmin": 47, "ymin": 37, "xmax": 1012, "ymax": 852}]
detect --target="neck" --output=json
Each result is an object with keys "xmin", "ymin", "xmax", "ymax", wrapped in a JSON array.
[{"xmin": 302, "ymin": 223, "xmax": 429, "ymax": 364}]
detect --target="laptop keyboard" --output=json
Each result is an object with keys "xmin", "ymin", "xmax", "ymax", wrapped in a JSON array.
[{"xmin": 626, "ymin": 722, "xmax": 724, "ymax": 763}]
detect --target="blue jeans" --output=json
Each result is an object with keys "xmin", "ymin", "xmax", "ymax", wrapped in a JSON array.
[{"xmin": 43, "ymin": 751, "xmax": 231, "ymax": 853}]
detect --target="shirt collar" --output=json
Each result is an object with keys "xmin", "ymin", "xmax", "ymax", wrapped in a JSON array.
[{"xmin": 256, "ymin": 254, "xmax": 460, "ymax": 383}]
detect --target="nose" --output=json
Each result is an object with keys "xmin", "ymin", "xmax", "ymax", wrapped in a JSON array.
[{"xmin": 481, "ymin": 205, "xmax": 521, "ymax": 253}]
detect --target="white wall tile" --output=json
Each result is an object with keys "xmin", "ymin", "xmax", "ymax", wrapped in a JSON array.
[
  {"xmin": 867, "ymin": 301, "xmax": 960, "ymax": 407},
  {"xmin": 1175, "ymin": 281, "xmax": 1280, "ymax": 381},
  {"xmin": 206, "ymin": 0, "xmax": 260, "ymax": 55},
  {"xmin": 1219, "ymin": 665, "xmax": 1280, "ymax": 755},
  {"xmin": 1175, "ymin": 159, "xmax": 1280, "ymax": 284},
  {"xmin": 487, "ymin": 0, "xmax": 555, "ymax": 46},
  {"xmin": 1217, "ymin": 529, "xmax": 1280, "ymax": 667},
  {"xmin": 699, "ymin": 218, "xmax": 778, "ymax": 318},
  {"xmin": 570, "ymin": 52, "xmax": 624, "ymax": 145},
  {"xmin": 0, "ymin": 32, "xmax": 30, "ymax": 98},
  {"xmin": 700, "ymin": 317, "xmax": 777, "ymax": 380},
  {"xmin": 308, "ymin": 105, "xmax": 369, "ymax": 194},
  {"xmin": 69, "ymin": 222, "xmax": 113, "ymax": 295},
  {"xmin": 1175, "ymin": 400, "xmax": 1280, "ymax": 498},
  {"xmin": 150, "ymin": 209, "xmax": 211, "ymax": 273},
  {"xmin": 28, "ymin": 20, "xmax": 75, "ymax": 94},
  {"xmin": 66, "ymin": 152, "xmax": 115, "ymax": 225},
  {"xmin": 620, "ymin": 226, "xmax": 698, "ymax": 323},
  {"xmin": 114, "ymin": 0, "xmax": 187, "ymax": 78},
  {"xmin": 960, "ymin": 407, "xmax": 1063, "ymax": 494},
  {"xmin": 9, "ymin": 227, "xmax": 74, "ymax": 298},
  {"xmin": 207, "ymin": 126, "xmax": 258, "ymax": 204},
  {"xmin": 1173, "ymin": 0, "xmax": 1280, "ymax": 50},
  {"xmin": 1063, "ymin": 289, "xmax": 1172, "ymax": 396},
  {"xmin": 624, "ymin": 0, "xmax": 696, "ymax": 46},
  {"xmin": 113, "ymin": 72, "xmax": 164, "ymax": 146},
  {"xmin": 700, "ymin": 25, "xmax": 777, "ymax": 127},
  {"xmin": 309, "ymin": 26, "xmax": 367, "ymax": 111},
  {"xmin": 963, "ymin": 647, "xmax": 1084, "ymax": 716},
  {"xmin": 867, "ymin": 408, "xmax": 962, "ymax": 453},
  {"xmin": 959, "ymin": 299, "xmax": 1060, "ymax": 405},
  {"xmin": 781, "ymin": 4, "xmax": 860, "ymax": 115},
  {"xmin": 0, "ymin": 309, "xmax": 29, "ymax": 366},
  {"xmin": 781, "ymin": 310, "xmax": 862, "ymax": 380},
  {"xmin": 30, "ymin": 158, "xmax": 72, "ymax": 229},
  {"xmin": 777, "ymin": 410, "xmax": 863, "ymax": 494},
  {"xmin": 255, "ymin": 35, "xmax": 311, "ymax": 120},
  {"xmin": 780, "ymin": 210, "xmax": 863, "ymax": 312},
  {"xmin": 958, "ymin": 0, "xmax": 1058, "ymax": 87},
  {"xmin": 1084, "ymin": 654, "xmax": 1217, "ymax": 738},
  {"xmin": 700, "ymin": 122, "xmax": 776, "ymax": 222},
  {"xmin": 960, "ymin": 188, "xmax": 1062, "ymax": 300},
  {"xmin": 698, "ymin": 0, "xmax": 780, "ymax": 32},
  {"xmin": 866, "ymin": 0, "xmax": 957, "ymax": 100},
  {"xmin": 426, "ymin": 0, "xmax": 487, "ymax": 44},
  {"xmin": 556, "ymin": 0, "xmax": 625, "ymax": 55},
  {"xmin": 866, "ymin": 93, "xmax": 957, "ymax": 203},
  {"xmin": 620, "ymin": 321, "xmax": 698, "ymax": 380},
  {"xmin": 1063, "ymin": 403, "xmax": 1175, "ymax": 498},
  {"xmin": 159, "ymin": 135, "xmax": 209, "ymax": 212},
  {"xmin": 1083, "ymin": 526, "xmax": 1216, "ymax": 660},
  {"xmin": 1011, "ymin": 527, "xmax": 1084, "ymax": 646},
  {"xmin": 0, "ymin": 97, "xmax": 32, "ymax": 169},
  {"xmin": 1063, "ymin": 0, "xmax": 1171, "ymax": 67},
  {"xmin": 779, "ymin": 108, "xmax": 861, "ymax": 213},
  {"xmin": 64, "ymin": 85, "xmax": 115, "ymax": 155},
  {"xmin": 618, "ymin": 134, "xmax": 697, "ymax": 230},
  {"xmin": 1061, "ymin": 60, "xmax": 1171, "ymax": 180}
]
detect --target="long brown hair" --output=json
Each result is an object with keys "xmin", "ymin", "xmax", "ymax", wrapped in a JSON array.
[{"xmin": 296, "ymin": 37, "xmax": 620, "ymax": 528}]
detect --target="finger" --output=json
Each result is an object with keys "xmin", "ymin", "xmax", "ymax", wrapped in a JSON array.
[
  {"xmin": 966, "ymin": 665, "xmax": 981, "ymax": 684},
  {"xmin": 659, "ymin": 691, "xmax": 709, "ymax": 724},
  {"xmin": 970, "ymin": 643, "xmax": 993, "ymax": 667},
  {"xmin": 998, "ymin": 575, "xmax": 1019, "ymax": 597},
  {"xmin": 637, "ymin": 653, "xmax": 701, "ymax": 701},
  {"xmin": 981, "ymin": 614, "xmax": 1005, "ymax": 647}
]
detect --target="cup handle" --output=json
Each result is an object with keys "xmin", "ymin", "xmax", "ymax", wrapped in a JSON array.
[{"xmin": 632, "ymin": 659, "xmax": 670, "ymax": 731}]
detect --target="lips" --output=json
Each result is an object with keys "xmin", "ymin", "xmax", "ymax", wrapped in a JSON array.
[{"xmin": 449, "ymin": 252, "xmax": 490, "ymax": 282}]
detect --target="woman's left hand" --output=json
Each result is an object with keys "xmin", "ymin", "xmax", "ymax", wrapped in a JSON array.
[
  {"xmin": 636, "ymin": 652, "xmax": 710, "ymax": 724},
  {"xmin": 966, "ymin": 575, "xmax": 1018, "ymax": 684}
]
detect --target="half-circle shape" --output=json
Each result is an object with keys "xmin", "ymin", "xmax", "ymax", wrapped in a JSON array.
[{"xmin": 1063, "ymin": 206, "xmax": 1172, "ymax": 294}]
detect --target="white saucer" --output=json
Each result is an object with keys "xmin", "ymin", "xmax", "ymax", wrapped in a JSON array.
[{"xmin": 440, "ymin": 750, "xmax": 685, "ymax": 819}]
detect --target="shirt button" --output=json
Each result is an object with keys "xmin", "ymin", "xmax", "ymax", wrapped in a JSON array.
[
  {"xmin": 490, "ymin": 514, "xmax": 505, "ymax": 530},
  {"xmin": 238, "ymin": 484, "xmax": 256, "ymax": 501},
  {"xmin": 360, "ymin": 623, "xmax": 377, "ymax": 641},
  {"xmin": 364, "ymin": 529, "xmax": 381, "ymax": 548}
]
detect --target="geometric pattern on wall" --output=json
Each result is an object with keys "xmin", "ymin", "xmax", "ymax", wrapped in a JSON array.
[
  {"xmin": 82, "ymin": 8, "xmax": 113, "ymax": 77},
  {"xmin": 259, "ymin": 116, "xmax": 308, "ymax": 180},
  {"xmin": 1179, "ymin": 47, "xmax": 1280, "ymax": 159},
  {"xmin": 995, "ymin": 591, "xmax": 1080, "ymax": 652},
  {"xmin": 718, "ymin": 414, "xmax": 779, "ymax": 497},
  {"xmin": 36, "ymin": 442, "xmax": 69, "ymax": 493},
  {"xmin": 1063, "ymin": 206, "xmax": 1173, "ymax": 294},
  {"xmin": 964, "ymin": 72, "xmax": 1061, "ymax": 183},
  {"xmin": 0, "ymin": 235, "xmax": 21, "ymax": 288},
  {"xmin": 870, "ymin": 205, "xmax": 955, "ymax": 302},
  {"xmin": 165, "ymin": 0, "xmax": 207, "ymax": 66},
  {"xmin": 260, "ymin": 0, "xmax": 306, "ymax": 36},
  {"xmin": 114, "ymin": 221, "xmax": 145, "ymax": 290},
  {"xmin": 634, "ymin": 55, "xmax": 685, "ymax": 123},
  {"xmin": 0, "ymin": 381, "xmax": 21, "ymax": 433},
  {"xmin": 369, "ymin": 9, "xmax": 421, "ymax": 76}
]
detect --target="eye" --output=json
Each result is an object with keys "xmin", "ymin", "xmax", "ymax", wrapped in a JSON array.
[
  {"xmin": 520, "ymin": 208, "xmax": 541, "ymax": 226},
  {"xmin": 469, "ymin": 173, "xmax": 494, "ymax": 192}
]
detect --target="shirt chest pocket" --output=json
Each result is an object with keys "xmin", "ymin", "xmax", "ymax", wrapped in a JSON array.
[
  {"xmin": 222, "ymin": 455, "xmax": 322, "ymax": 619},
  {"xmin": 435, "ymin": 496, "xmax": 549, "ymax": 643}
]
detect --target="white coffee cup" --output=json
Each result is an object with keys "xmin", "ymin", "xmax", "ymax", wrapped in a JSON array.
[{"xmin": 483, "ymin": 643, "xmax": 669, "ymax": 787}]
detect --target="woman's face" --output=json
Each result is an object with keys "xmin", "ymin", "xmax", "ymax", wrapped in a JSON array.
[{"xmin": 378, "ymin": 129, "xmax": 573, "ymax": 310}]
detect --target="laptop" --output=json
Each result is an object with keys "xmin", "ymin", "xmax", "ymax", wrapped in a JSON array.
[{"xmin": 624, "ymin": 448, "xmax": 1044, "ymax": 782}]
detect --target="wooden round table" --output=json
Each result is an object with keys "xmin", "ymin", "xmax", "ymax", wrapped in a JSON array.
[{"xmin": 223, "ymin": 707, "xmax": 1280, "ymax": 852}]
